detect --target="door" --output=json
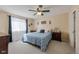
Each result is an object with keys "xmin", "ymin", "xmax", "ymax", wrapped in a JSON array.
[
  {"xmin": 75, "ymin": 10, "xmax": 79, "ymax": 53},
  {"xmin": 69, "ymin": 11, "xmax": 76, "ymax": 49}
]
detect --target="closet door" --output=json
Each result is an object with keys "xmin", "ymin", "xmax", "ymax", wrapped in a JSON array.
[
  {"xmin": 69, "ymin": 11, "xmax": 76, "ymax": 48},
  {"xmin": 75, "ymin": 10, "xmax": 79, "ymax": 53}
]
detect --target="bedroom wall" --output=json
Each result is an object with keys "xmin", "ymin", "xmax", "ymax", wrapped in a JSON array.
[
  {"xmin": 0, "ymin": 11, "xmax": 9, "ymax": 34},
  {"xmin": 34, "ymin": 13, "xmax": 69, "ymax": 42},
  {"xmin": 28, "ymin": 18, "xmax": 35, "ymax": 32}
]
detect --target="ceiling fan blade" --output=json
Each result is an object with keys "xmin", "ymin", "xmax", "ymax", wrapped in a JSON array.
[
  {"xmin": 28, "ymin": 10, "xmax": 36, "ymax": 12},
  {"xmin": 42, "ymin": 10, "xmax": 50, "ymax": 12},
  {"xmin": 34, "ymin": 13, "xmax": 37, "ymax": 15}
]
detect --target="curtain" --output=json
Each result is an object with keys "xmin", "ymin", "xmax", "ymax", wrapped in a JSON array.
[
  {"xmin": 26, "ymin": 19, "xmax": 28, "ymax": 33},
  {"xmin": 8, "ymin": 16, "xmax": 12, "ymax": 42}
]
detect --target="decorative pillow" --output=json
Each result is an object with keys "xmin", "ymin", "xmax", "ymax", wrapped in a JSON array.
[
  {"xmin": 37, "ymin": 29, "xmax": 40, "ymax": 32},
  {"xmin": 40, "ymin": 29, "xmax": 45, "ymax": 33}
]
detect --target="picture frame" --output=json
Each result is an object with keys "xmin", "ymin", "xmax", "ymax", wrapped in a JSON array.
[
  {"xmin": 49, "ymin": 21, "xmax": 51, "ymax": 24},
  {"xmin": 41, "ymin": 21, "xmax": 46, "ymax": 24}
]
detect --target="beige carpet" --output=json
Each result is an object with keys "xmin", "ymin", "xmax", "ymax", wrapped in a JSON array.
[{"xmin": 8, "ymin": 40, "xmax": 74, "ymax": 54}]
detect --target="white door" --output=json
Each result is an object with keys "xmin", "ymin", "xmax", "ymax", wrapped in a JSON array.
[
  {"xmin": 69, "ymin": 11, "xmax": 76, "ymax": 49},
  {"xmin": 75, "ymin": 10, "xmax": 79, "ymax": 53}
]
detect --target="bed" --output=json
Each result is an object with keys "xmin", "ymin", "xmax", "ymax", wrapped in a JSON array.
[{"xmin": 22, "ymin": 32, "xmax": 52, "ymax": 51}]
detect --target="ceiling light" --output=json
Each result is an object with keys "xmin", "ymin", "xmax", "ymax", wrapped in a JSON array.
[{"xmin": 37, "ymin": 12, "xmax": 42, "ymax": 15}]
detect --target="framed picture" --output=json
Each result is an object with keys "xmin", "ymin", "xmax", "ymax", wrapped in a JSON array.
[
  {"xmin": 41, "ymin": 21, "xmax": 46, "ymax": 24},
  {"xmin": 29, "ymin": 24, "xmax": 30, "ymax": 27},
  {"xmin": 49, "ymin": 21, "xmax": 51, "ymax": 24},
  {"xmin": 31, "ymin": 23, "xmax": 32, "ymax": 25}
]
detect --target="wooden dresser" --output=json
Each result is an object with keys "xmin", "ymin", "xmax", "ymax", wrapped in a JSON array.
[
  {"xmin": 0, "ymin": 33, "xmax": 9, "ymax": 54},
  {"xmin": 52, "ymin": 32, "xmax": 61, "ymax": 41}
]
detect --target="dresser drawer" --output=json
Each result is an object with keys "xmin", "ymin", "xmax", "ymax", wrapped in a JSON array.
[{"xmin": 0, "ymin": 36, "xmax": 9, "ymax": 54}]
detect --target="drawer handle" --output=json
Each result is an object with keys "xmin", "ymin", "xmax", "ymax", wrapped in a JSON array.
[{"xmin": 1, "ymin": 50, "xmax": 6, "ymax": 53}]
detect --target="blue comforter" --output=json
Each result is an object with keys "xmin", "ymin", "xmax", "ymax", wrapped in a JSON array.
[{"xmin": 23, "ymin": 32, "xmax": 52, "ymax": 51}]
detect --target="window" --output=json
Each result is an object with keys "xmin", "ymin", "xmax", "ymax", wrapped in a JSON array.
[{"xmin": 11, "ymin": 17, "xmax": 26, "ymax": 32}]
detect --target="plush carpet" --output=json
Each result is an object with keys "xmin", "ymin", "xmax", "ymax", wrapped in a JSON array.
[{"xmin": 8, "ymin": 40, "xmax": 74, "ymax": 54}]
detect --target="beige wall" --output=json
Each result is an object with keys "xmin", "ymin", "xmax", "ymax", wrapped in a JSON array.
[
  {"xmin": 0, "ymin": 11, "xmax": 9, "ymax": 34},
  {"xmin": 28, "ymin": 18, "xmax": 35, "ymax": 32},
  {"xmin": 34, "ymin": 13, "xmax": 69, "ymax": 42}
]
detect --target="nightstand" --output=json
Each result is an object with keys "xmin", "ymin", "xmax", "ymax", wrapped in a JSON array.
[{"xmin": 52, "ymin": 32, "xmax": 61, "ymax": 41}]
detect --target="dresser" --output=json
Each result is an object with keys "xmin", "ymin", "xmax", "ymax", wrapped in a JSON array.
[
  {"xmin": 0, "ymin": 33, "xmax": 9, "ymax": 54},
  {"xmin": 52, "ymin": 32, "xmax": 61, "ymax": 41}
]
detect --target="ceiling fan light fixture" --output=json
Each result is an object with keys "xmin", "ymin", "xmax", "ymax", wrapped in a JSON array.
[
  {"xmin": 37, "ymin": 12, "xmax": 42, "ymax": 15},
  {"xmin": 29, "ymin": 5, "xmax": 50, "ymax": 16}
]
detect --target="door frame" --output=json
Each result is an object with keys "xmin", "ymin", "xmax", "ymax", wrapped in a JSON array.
[{"xmin": 73, "ymin": 11, "xmax": 76, "ymax": 50}]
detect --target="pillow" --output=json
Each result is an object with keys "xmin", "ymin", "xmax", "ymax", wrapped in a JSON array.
[
  {"xmin": 45, "ymin": 30, "xmax": 49, "ymax": 32},
  {"xmin": 45, "ymin": 30, "xmax": 50, "ymax": 32},
  {"xmin": 40, "ymin": 29, "xmax": 45, "ymax": 33},
  {"xmin": 36, "ymin": 29, "xmax": 40, "ymax": 32}
]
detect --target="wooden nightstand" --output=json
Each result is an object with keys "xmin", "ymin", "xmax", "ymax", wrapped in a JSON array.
[{"xmin": 52, "ymin": 32, "xmax": 61, "ymax": 41}]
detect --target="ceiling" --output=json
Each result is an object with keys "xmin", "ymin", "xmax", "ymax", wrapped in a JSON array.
[{"xmin": 0, "ymin": 5, "xmax": 73, "ymax": 18}]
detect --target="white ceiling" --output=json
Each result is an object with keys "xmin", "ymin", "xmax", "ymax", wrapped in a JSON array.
[{"xmin": 0, "ymin": 5, "xmax": 73, "ymax": 18}]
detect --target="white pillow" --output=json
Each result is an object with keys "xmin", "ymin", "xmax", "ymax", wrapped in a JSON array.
[
  {"xmin": 45, "ymin": 30, "xmax": 48, "ymax": 32},
  {"xmin": 36, "ymin": 29, "xmax": 40, "ymax": 32}
]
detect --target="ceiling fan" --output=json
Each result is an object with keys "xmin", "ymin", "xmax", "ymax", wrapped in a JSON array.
[{"xmin": 28, "ymin": 5, "xmax": 50, "ymax": 16}]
